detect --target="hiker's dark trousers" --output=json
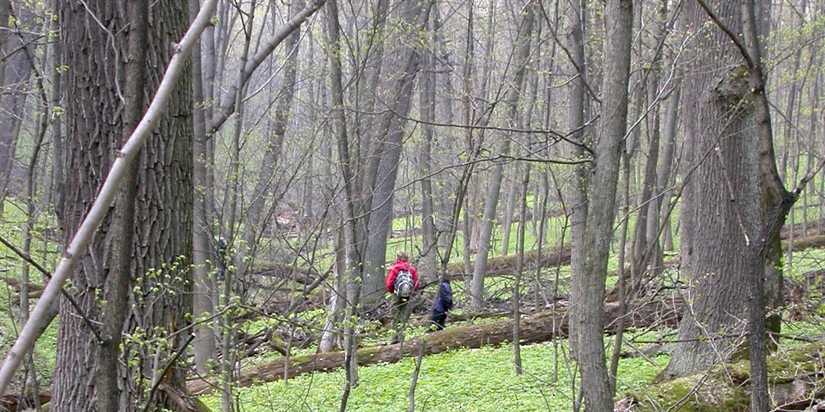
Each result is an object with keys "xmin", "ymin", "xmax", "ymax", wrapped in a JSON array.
[{"xmin": 430, "ymin": 311, "xmax": 447, "ymax": 330}]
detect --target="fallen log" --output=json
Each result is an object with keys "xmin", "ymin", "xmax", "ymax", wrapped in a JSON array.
[
  {"xmin": 444, "ymin": 246, "xmax": 572, "ymax": 278},
  {"xmin": 787, "ymin": 234, "xmax": 825, "ymax": 252},
  {"xmin": 1, "ymin": 277, "xmax": 45, "ymax": 298},
  {"xmin": 617, "ymin": 343, "xmax": 825, "ymax": 411},
  {"xmin": 188, "ymin": 295, "xmax": 683, "ymax": 395},
  {"xmin": 0, "ymin": 391, "xmax": 51, "ymax": 412}
]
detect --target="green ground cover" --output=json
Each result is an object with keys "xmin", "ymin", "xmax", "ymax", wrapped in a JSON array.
[{"xmin": 201, "ymin": 340, "xmax": 669, "ymax": 412}]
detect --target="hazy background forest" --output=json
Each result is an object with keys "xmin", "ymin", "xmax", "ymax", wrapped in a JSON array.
[{"xmin": 0, "ymin": 0, "xmax": 824, "ymax": 411}]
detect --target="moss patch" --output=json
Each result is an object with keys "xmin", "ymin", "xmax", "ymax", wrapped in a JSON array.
[
  {"xmin": 623, "ymin": 373, "xmax": 748, "ymax": 411},
  {"xmin": 623, "ymin": 341, "xmax": 825, "ymax": 411}
]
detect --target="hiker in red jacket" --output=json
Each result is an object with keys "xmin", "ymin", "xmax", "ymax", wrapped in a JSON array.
[{"xmin": 385, "ymin": 251, "xmax": 419, "ymax": 344}]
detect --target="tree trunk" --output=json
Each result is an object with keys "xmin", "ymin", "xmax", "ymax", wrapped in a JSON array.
[
  {"xmin": 18, "ymin": 29, "xmax": 49, "ymax": 412},
  {"xmin": 461, "ymin": 0, "xmax": 476, "ymax": 295},
  {"xmin": 319, "ymin": 226, "xmax": 347, "ymax": 353},
  {"xmin": 0, "ymin": 0, "xmax": 8, "ymax": 76},
  {"xmin": 500, "ymin": 173, "xmax": 518, "ymax": 256},
  {"xmin": 418, "ymin": 10, "xmax": 438, "ymax": 284},
  {"xmin": 359, "ymin": 0, "xmax": 435, "ymax": 305},
  {"xmin": 647, "ymin": 65, "xmax": 681, "ymax": 273},
  {"xmin": 323, "ymin": 0, "xmax": 363, "ymax": 395},
  {"xmin": 95, "ymin": 0, "xmax": 148, "ymax": 410},
  {"xmin": 663, "ymin": 1, "xmax": 763, "ymax": 380},
  {"xmin": 189, "ymin": 0, "xmax": 217, "ymax": 376},
  {"xmin": 574, "ymin": 1, "xmax": 633, "ymax": 411},
  {"xmin": 513, "ymin": 160, "xmax": 530, "ymax": 375},
  {"xmin": 630, "ymin": 0, "xmax": 669, "ymax": 291},
  {"xmin": 564, "ymin": 0, "xmax": 589, "ymax": 363},
  {"xmin": 0, "ymin": 3, "xmax": 35, "ymax": 210},
  {"xmin": 221, "ymin": 5, "xmax": 255, "ymax": 410},
  {"xmin": 128, "ymin": 1, "xmax": 195, "ymax": 409},
  {"xmin": 470, "ymin": 1, "xmax": 535, "ymax": 310},
  {"xmin": 53, "ymin": 1, "xmax": 195, "ymax": 410},
  {"xmin": 48, "ymin": 0, "xmax": 64, "ymax": 221},
  {"xmin": 53, "ymin": 2, "xmax": 130, "ymax": 408}
]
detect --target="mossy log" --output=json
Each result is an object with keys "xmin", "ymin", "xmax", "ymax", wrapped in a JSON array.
[
  {"xmin": 159, "ymin": 382, "xmax": 213, "ymax": 412},
  {"xmin": 443, "ymin": 246, "xmax": 572, "ymax": 276},
  {"xmin": 786, "ymin": 234, "xmax": 825, "ymax": 252},
  {"xmin": 188, "ymin": 296, "xmax": 682, "ymax": 395},
  {"xmin": 1, "ymin": 276, "xmax": 45, "ymax": 298},
  {"xmin": 780, "ymin": 219, "xmax": 825, "ymax": 240},
  {"xmin": 616, "ymin": 342, "xmax": 825, "ymax": 411}
]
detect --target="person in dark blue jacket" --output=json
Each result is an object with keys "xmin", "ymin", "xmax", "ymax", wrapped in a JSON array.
[{"xmin": 430, "ymin": 278, "xmax": 453, "ymax": 331}]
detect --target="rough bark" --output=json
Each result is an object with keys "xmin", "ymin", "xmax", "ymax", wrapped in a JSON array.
[
  {"xmin": 52, "ymin": 1, "xmax": 195, "ymax": 410},
  {"xmin": 95, "ymin": 0, "xmax": 148, "ymax": 410},
  {"xmin": 0, "ymin": 0, "xmax": 214, "ymax": 402},
  {"xmin": 132, "ymin": 3, "xmax": 195, "ymax": 409},
  {"xmin": 52, "ymin": 2, "xmax": 130, "ymax": 408},
  {"xmin": 663, "ymin": 1, "xmax": 763, "ymax": 379}
]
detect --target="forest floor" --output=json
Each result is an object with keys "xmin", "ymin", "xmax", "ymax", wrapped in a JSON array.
[{"xmin": 184, "ymin": 229, "xmax": 825, "ymax": 411}]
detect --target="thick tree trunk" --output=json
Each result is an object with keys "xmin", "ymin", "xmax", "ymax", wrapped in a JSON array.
[
  {"xmin": 359, "ymin": 0, "xmax": 435, "ymax": 305},
  {"xmin": 663, "ymin": 1, "xmax": 763, "ymax": 380},
  {"xmin": 53, "ymin": 2, "xmax": 128, "ymax": 408},
  {"xmin": 95, "ymin": 0, "xmax": 148, "ymax": 410},
  {"xmin": 53, "ymin": 1, "xmax": 194, "ymax": 410}
]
